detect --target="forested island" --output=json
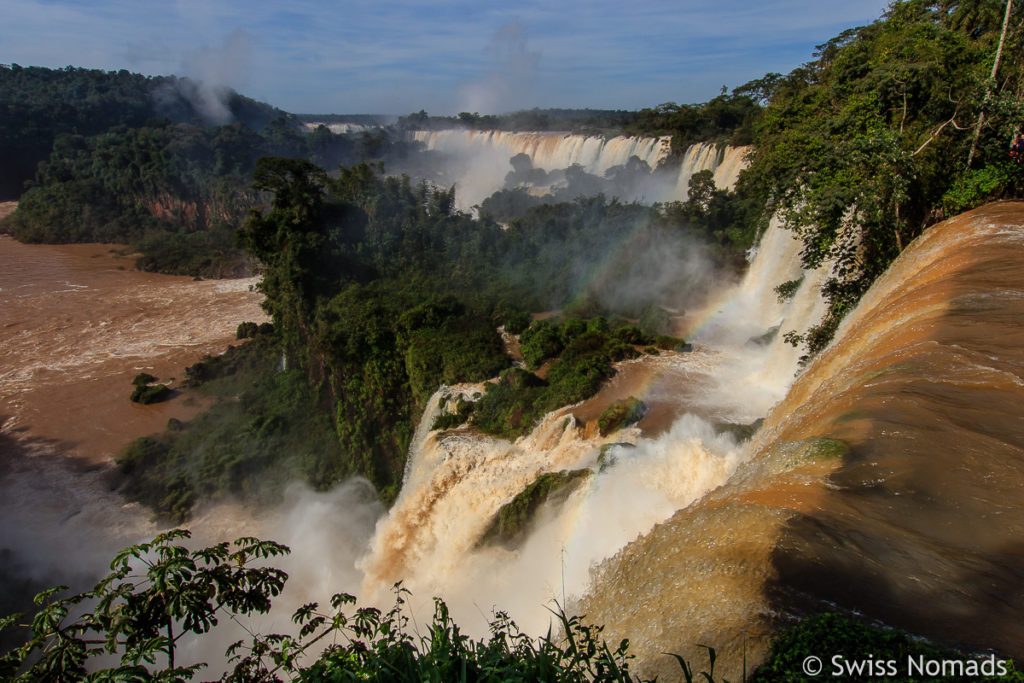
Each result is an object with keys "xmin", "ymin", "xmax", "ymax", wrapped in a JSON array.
[{"xmin": 3, "ymin": 0, "xmax": 1024, "ymax": 679}]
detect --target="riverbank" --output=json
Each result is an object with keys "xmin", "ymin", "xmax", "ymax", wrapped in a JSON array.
[{"xmin": 0, "ymin": 235, "xmax": 266, "ymax": 466}]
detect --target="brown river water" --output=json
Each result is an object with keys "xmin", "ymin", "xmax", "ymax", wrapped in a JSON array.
[
  {"xmin": 0, "ymin": 234, "xmax": 266, "ymax": 465},
  {"xmin": 0, "ymin": 226, "xmax": 267, "ymax": 585}
]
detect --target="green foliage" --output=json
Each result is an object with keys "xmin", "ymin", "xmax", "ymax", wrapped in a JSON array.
[
  {"xmin": 751, "ymin": 612, "xmax": 1023, "ymax": 682},
  {"xmin": 396, "ymin": 107, "xmax": 633, "ymax": 135},
  {"xmin": 236, "ymin": 321, "xmax": 260, "ymax": 339},
  {"xmin": 612, "ymin": 325, "xmax": 650, "ymax": 346},
  {"xmin": 597, "ymin": 397, "xmax": 647, "ymax": 436},
  {"xmin": 774, "ymin": 277, "xmax": 804, "ymax": 303},
  {"xmin": 0, "ymin": 66, "xmax": 416, "ymax": 276},
  {"xmin": 473, "ymin": 321, "xmax": 628, "ymax": 440},
  {"xmin": 130, "ymin": 383, "xmax": 171, "ymax": 405},
  {"xmin": 470, "ymin": 369, "xmax": 550, "ymax": 438},
  {"xmin": 499, "ymin": 308, "xmax": 533, "ymax": 335},
  {"xmin": 129, "ymin": 373, "xmax": 171, "ymax": 404},
  {"xmin": 519, "ymin": 320, "xmax": 564, "ymax": 369},
  {"xmin": 0, "ymin": 533, "xmax": 680, "ymax": 682},
  {"xmin": 468, "ymin": 311, "xmax": 682, "ymax": 441},
  {"xmin": 0, "ymin": 64, "xmax": 286, "ymax": 200},
  {"xmin": 9, "ymin": 537, "xmax": 1020, "ymax": 682},
  {"xmin": 653, "ymin": 334, "xmax": 689, "ymax": 351},
  {"xmin": 0, "ymin": 530, "xmax": 290, "ymax": 681},
  {"xmin": 431, "ymin": 396, "xmax": 476, "ymax": 431},
  {"xmin": 118, "ymin": 337, "xmax": 349, "ymax": 522},
  {"xmin": 400, "ymin": 298, "xmax": 508, "ymax": 405},
  {"xmin": 740, "ymin": 0, "xmax": 1024, "ymax": 359},
  {"xmin": 942, "ymin": 160, "xmax": 1024, "ymax": 213},
  {"xmin": 132, "ymin": 372, "xmax": 158, "ymax": 387},
  {"xmin": 483, "ymin": 470, "xmax": 593, "ymax": 545},
  {"xmin": 623, "ymin": 92, "xmax": 762, "ymax": 150}
]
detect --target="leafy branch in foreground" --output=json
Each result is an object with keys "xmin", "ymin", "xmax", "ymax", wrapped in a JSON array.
[
  {"xmin": 0, "ymin": 532, "xmax": 706, "ymax": 682},
  {"xmin": 0, "ymin": 530, "xmax": 296, "ymax": 681}
]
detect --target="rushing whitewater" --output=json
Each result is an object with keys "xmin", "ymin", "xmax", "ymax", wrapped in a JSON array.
[
  {"xmin": 577, "ymin": 202, "xmax": 1024, "ymax": 679},
  {"xmin": 358, "ymin": 216, "xmax": 825, "ymax": 636},
  {"xmin": 412, "ymin": 130, "xmax": 747, "ymax": 208}
]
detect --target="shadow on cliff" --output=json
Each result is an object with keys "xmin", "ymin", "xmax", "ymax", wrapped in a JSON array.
[{"xmin": 765, "ymin": 427, "xmax": 1024, "ymax": 659}]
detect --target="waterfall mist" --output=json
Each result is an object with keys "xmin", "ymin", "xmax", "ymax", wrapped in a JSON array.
[
  {"xmin": 356, "ymin": 213, "xmax": 825, "ymax": 637},
  {"xmin": 406, "ymin": 130, "xmax": 746, "ymax": 209},
  {"xmin": 0, "ymin": 135, "xmax": 823, "ymax": 675}
]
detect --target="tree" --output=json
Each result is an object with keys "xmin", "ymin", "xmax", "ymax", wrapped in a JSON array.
[
  {"xmin": 0, "ymin": 530, "xmax": 294, "ymax": 680},
  {"xmin": 1, "ymin": 532, "xmax": 674, "ymax": 682},
  {"xmin": 743, "ymin": 0, "xmax": 1024, "ymax": 360}
]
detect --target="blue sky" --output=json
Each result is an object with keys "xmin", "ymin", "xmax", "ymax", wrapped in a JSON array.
[{"xmin": 2, "ymin": 0, "xmax": 894, "ymax": 115}]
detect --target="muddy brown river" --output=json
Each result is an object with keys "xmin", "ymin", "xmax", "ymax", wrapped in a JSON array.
[
  {"xmin": 0, "ymin": 234, "xmax": 266, "ymax": 465},
  {"xmin": 0, "ymin": 228, "xmax": 269, "ymax": 586}
]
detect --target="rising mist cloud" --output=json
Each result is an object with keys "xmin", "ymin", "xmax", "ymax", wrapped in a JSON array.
[
  {"xmin": 457, "ymin": 22, "xmax": 541, "ymax": 115},
  {"xmin": 174, "ymin": 28, "xmax": 253, "ymax": 124}
]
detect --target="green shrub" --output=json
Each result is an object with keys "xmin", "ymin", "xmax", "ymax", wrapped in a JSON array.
[
  {"xmin": 597, "ymin": 397, "xmax": 647, "ymax": 436},
  {"xmin": 942, "ymin": 161, "xmax": 1022, "ymax": 214},
  {"xmin": 559, "ymin": 316, "xmax": 587, "ymax": 344},
  {"xmin": 482, "ymin": 469, "xmax": 592, "ymax": 544},
  {"xmin": 500, "ymin": 308, "xmax": 532, "ymax": 334},
  {"xmin": 117, "ymin": 340, "xmax": 349, "ymax": 522},
  {"xmin": 586, "ymin": 315, "xmax": 610, "ymax": 334},
  {"xmin": 130, "ymin": 383, "xmax": 170, "ymax": 404},
  {"xmin": 773, "ymin": 277, "xmax": 803, "ymax": 303},
  {"xmin": 131, "ymin": 372, "xmax": 157, "ymax": 387},
  {"xmin": 613, "ymin": 325, "xmax": 651, "ymax": 346},
  {"xmin": 431, "ymin": 396, "xmax": 475, "ymax": 430},
  {"xmin": 473, "ymin": 324, "xmax": 623, "ymax": 439},
  {"xmin": 236, "ymin": 321, "xmax": 260, "ymax": 339},
  {"xmin": 637, "ymin": 304, "xmax": 671, "ymax": 337},
  {"xmin": 751, "ymin": 612, "xmax": 1022, "ymax": 682},
  {"xmin": 0, "ymin": 531, "xmax": 674, "ymax": 682},
  {"xmin": 654, "ymin": 334, "xmax": 690, "ymax": 351},
  {"xmin": 519, "ymin": 320, "xmax": 564, "ymax": 369}
]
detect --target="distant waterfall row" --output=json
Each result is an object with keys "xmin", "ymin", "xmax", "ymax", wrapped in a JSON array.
[{"xmin": 411, "ymin": 130, "xmax": 747, "ymax": 207}]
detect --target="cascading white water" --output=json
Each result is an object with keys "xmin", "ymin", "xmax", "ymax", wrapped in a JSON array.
[
  {"xmin": 357, "ymin": 213, "xmax": 825, "ymax": 636},
  {"xmin": 687, "ymin": 216, "xmax": 830, "ymax": 417},
  {"xmin": 413, "ymin": 130, "xmax": 671, "ymax": 175},
  {"xmin": 671, "ymin": 143, "xmax": 748, "ymax": 198},
  {"xmin": 411, "ymin": 130, "xmax": 748, "ymax": 208}
]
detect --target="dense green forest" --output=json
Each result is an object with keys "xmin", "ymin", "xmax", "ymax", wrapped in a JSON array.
[
  {"xmin": 1, "ymin": 117, "xmax": 413, "ymax": 276},
  {"xmin": 395, "ymin": 107, "xmax": 633, "ymax": 134},
  {"xmin": 0, "ymin": 64, "xmax": 762, "ymax": 278},
  {"xmin": 0, "ymin": 65, "xmax": 423, "ymax": 275},
  {"xmin": 741, "ymin": 0, "xmax": 1024, "ymax": 358},
  {"xmin": 0, "ymin": 64, "xmax": 286, "ymax": 200},
  {"xmin": 117, "ymin": 157, "xmax": 707, "ymax": 519},
  {"xmin": 89, "ymin": 0, "xmax": 1024, "ymax": 521}
]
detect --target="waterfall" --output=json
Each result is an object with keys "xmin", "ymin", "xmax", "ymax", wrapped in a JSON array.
[
  {"xmin": 576, "ymin": 202, "xmax": 1024, "ymax": 680},
  {"xmin": 413, "ymin": 130, "xmax": 671, "ymax": 175},
  {"xmin": 357, "ymin": 208, "xmax": 823, "ymax": 637},
  {"xmin": 411, "ymin": 129, "xmax": 748, "ymax": 208}
]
